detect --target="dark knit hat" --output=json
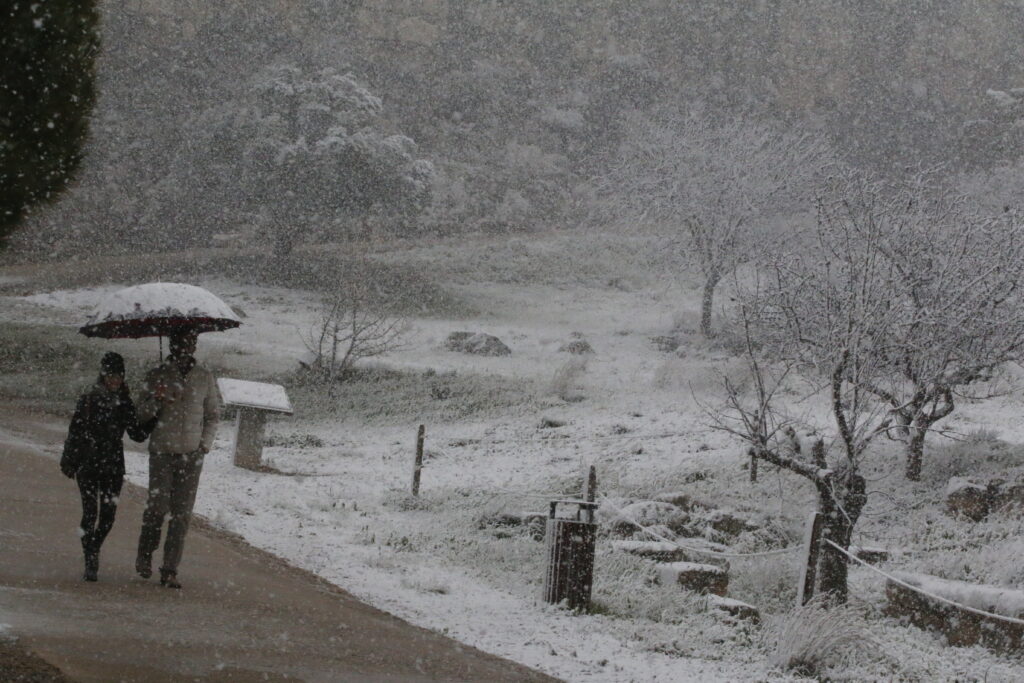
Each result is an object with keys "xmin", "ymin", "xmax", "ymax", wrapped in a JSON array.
[{"xmin": 100, "ymin": 351, "xmax": 125, "ymax": 377}]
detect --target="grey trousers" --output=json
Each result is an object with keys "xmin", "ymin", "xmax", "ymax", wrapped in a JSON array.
[{"xmin": 137, "ymin": 451, "xmax": 204, "ymax": 573}]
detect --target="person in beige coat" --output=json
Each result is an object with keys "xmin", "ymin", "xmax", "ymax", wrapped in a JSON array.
[{"xmin": 135, "ymin": 330, "xmax": 221, "ymax": 588}]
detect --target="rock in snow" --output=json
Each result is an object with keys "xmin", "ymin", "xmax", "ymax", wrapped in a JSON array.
[
  {"xmin": 885, "ymin": 570, "xmax": 1024, "ymax": 653},
  {"xmin": 655, "ymin": 561, "xmax": 729, "ymax": 596},
  {"xmin": 444, "ymin": 331, "xmax": 512, "ymax": 356}
]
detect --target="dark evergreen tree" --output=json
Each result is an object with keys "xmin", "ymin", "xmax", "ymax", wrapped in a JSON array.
[{"xmin": 0, "ymin": 0, "xmax": 99, "ymax": 245}]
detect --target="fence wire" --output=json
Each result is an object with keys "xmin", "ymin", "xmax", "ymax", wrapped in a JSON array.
[{"xmin": 823, "ymin": 539, "xmax": 1024, "ymax": 627}]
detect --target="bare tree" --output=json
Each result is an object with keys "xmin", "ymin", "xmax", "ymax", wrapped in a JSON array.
[
  {"xmin": 813, "ymin": 170, "xmax": 1024, "ymax": 480},
  {"xmin": 714, "ymin": 178, "xmax": 914, "ymax": 601},
  {"xmin": 601, "ymin": 107, "xmax": 831, "ymax": 336},
  {"xmin": 715, "ymin": 302, "xmax": 886, "ymax": 604},
  {"xmin": 715, "ymin": 167, "xmax": 1024, "ymax": 600},
  {"xmin": 304, "ymin": 283, "xmax": 408, "ymax": 397}
]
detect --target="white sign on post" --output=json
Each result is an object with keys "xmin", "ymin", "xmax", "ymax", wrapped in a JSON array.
[{"xmin": 217, "ymin": 378, "xmax": 294, "ymax": 470}]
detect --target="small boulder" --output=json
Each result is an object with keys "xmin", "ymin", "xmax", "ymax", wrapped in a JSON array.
[
  {"xmin": 445, "ymin": 331, "xmax": 511, "ymax": 356},
  {"xmin": 655, "ymin": 561, "xmax": 729, "ymax": 596},
  {"xmin": 559, "ymin": 339, "xmax": 595, "ymax": 355},
  {"xmin": 476, "ymin": 512, "xmax": 523, "ymax": 529},
  {"xmin": 479, "ymin": 511, "xmax": 548, "ymax": 540},
  {"xmin": 609, "ymin": 501, "xmax": 683, "ymax": 535},
  {"xmin": 706, "ymin": 595, "xmax": 761, "ymax": 623},
  {"xmin": 705, "ymin": 509, "xmax": 759, "ymax": 537},
  {"xmin": 990, "ymin": 479, "xmax": 1024, "ymax": 514},
  {"xmin": 946, "ymin": 477, "xmax": 991, "ymax": 521}
]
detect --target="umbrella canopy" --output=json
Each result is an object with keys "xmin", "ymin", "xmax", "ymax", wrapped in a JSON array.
[{"xmin": 79, "ymin": 283, "xmax": 242, "ymax": 339}]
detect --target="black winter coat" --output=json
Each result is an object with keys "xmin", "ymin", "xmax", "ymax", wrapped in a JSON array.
[{"xmin": 62, "ymin": 382, "xmax": 152, "ymax": 480}]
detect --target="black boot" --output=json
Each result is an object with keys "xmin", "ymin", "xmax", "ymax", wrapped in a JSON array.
[
  {"xmin": 82, "ymin": 534, "xmax": 98, "ymax": 582},
  {"xmin": 136, "ymin": 553, "xmax": 152, "ymax": 579},
  {"xmin": 159, "ymin": 568, "xmax": 181, "ymax": 589}
]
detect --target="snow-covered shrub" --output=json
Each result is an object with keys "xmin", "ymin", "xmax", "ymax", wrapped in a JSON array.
[
  {"xmin": 263, "ymin": 432, "xmax": 325, "ymax": 448},
  {"xmin": 918, "ymin": 513, "xmax": 1024, "ymax": 588},
  {"xmin": 548, "ymin": 356, "xmax": 587, "ymax": 402},
  {"xmin": 381, "ymin": 488, "xmax": 435, "ymax": 512},
  {"xmin": 767, "ymin": 597, "xmax": 874, "ymax": 676},
  {"xmin": 922, "ymin": 433, "xmax": 1022, "ymax": 486},
  {"xmin": 494, "ymin": 190, "xmax": 533, "ymax": 227},
  {"xmin": 727, "ymin": 555, "xmax": 798, "ymax": 614},
  {"xmin": 732, "ymin": 518, "xmax": 797, "ymax": 553},
  {"xmin": 590, "ymin": 550, "xmax": 705, "ymax": 623}
]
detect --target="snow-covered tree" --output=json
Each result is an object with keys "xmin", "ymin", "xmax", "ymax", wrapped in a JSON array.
[
  {"xmin": 728, "ymin": 168, "xmax": 1024, "ymax": 516},
  {"xmin": 214, "ymin": 63, "xmax": 433, "ymax": 255},
  {"xmin": 601, "ymin": 107, "xmax": 831, "ymax": 336},
  {"xmin": 812, "ymin": 170, "xmax": 1024, "ymax": 480},
  {"xmin": 715, "ymin": 194, "xmax": 901, "ymax": 603}
]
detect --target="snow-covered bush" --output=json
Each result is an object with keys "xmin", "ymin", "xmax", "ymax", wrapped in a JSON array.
[
  {"xmin": 767, "ymin": 598, "xmax": 874, "ymax": 676},
  {"xmin": 548, "ymin": 357, "xmax": 587, "ymax": 402},
  {"xmin": 727, "ymin": 556, "xmax": 799, "ymax": 615},
  {"xmin": 590, "ymin": 550, "xmax": 706, "ymax": 624}
]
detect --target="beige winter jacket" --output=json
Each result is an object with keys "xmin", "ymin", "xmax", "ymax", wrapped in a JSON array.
[{"xmin": 137, "ymin": 360, "xmax": 221, "ymax": 454}]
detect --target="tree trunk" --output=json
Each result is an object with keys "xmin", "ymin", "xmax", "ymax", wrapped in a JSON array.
[
  {"xmin": 815, "ymin": 473, "xmax": 866, "ymax": 605},
  {"xmin": 700, "ymin": 275, "xmax": 719, "ymax": 338},
  {"xmin": 904, "ymin": 425, "xmax": 926, "ymax": 481}
]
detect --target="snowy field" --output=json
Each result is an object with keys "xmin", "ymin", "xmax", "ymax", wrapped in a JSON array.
[{"xmin": 3, "ymin": 237, "xmax": 1024, "ymax": 681}]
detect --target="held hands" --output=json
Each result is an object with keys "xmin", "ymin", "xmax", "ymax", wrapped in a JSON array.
[
  {"xmin": 153, "ymin": 382, "xmax": 171, "ymax": 402},
  {"xmin": 153, "ymin": 381, "xmax": 182, "ymax": 404}
]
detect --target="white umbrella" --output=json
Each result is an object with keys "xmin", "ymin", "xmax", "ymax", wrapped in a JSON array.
[{"xmin": 79, "ymin": 282, "xmax": 242, "ymax": 339}]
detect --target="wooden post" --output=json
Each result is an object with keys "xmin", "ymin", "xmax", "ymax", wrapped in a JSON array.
[
  {"xmin": 411, "ymin": 424, "xmax": 425, "ymax": 496},
  {"xmin": 797, "ymin": 510, "xmax": 824, "ymax": 607},
  {"xmin": 583, "ymin": 465, "xmax": 597, "ymax": 522}
]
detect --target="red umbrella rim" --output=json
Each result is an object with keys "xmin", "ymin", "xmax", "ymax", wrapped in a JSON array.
[{"xmin": 79, "ymin": 316, "xmax": 241, "ymax": 339}]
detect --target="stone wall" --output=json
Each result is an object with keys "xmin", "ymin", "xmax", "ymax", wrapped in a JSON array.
[{"xmin": 885, "ymin": 573, "xmax": 1024, "ymax": 654}]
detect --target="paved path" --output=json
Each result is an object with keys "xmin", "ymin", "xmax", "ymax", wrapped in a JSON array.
[{"xmin": 0, "ymin": 407, "xmax": 556, "ymax": 682}]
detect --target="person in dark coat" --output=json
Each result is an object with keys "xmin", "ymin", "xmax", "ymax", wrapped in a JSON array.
[{"xmin": 60, "ymin": 352, "xmax": 153, "ymax": 581}]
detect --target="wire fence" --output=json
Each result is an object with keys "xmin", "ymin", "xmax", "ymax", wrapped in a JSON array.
[
  {"xmin": 823, "ymin": 539, "xmax": 1024, "ymax": 627},
  {"xmin": 600, "ymin": 494, "xmax": 1024, "ymax": 628}
]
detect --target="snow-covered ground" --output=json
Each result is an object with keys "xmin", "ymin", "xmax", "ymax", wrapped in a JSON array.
[{"xmin": 4, "ymin": 254, "xmax": 1024, "ymax": 681}]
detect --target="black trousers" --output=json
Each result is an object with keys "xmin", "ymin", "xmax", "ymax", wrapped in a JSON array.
[{"xmin": 76, "ymin": 473, "xmax": 124, "ymax": 560}]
